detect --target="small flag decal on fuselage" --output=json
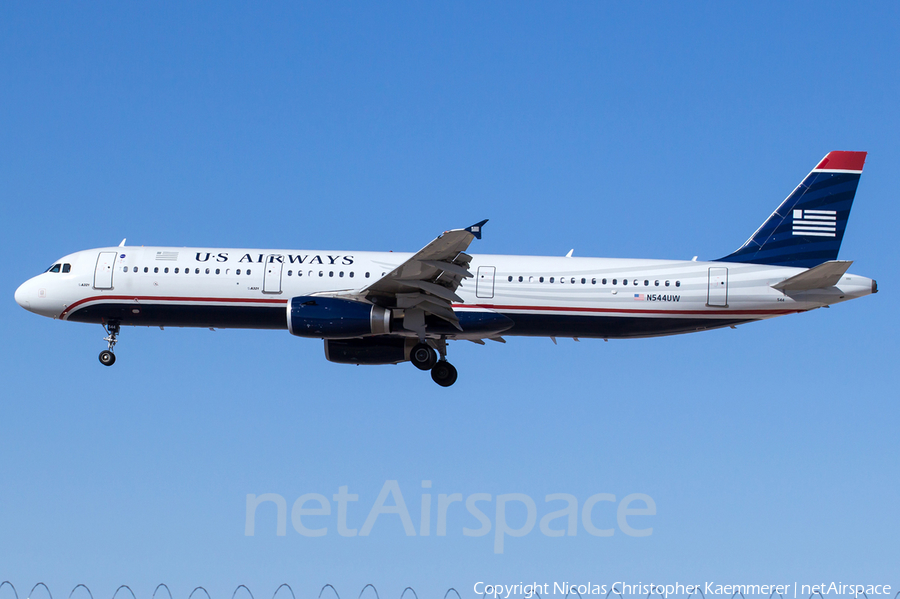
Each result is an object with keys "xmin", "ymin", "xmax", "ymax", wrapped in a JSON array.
[
  {"xmin": 155, "ymin": 251, "xmax": 179, "ymax": 261},
  {"xmin": 792, "ymin": 209, "xmax": 836, "ymax": 237},
  {"xmin": 634, "ymin": 293, "xmax": 645, "ymax": 300}
]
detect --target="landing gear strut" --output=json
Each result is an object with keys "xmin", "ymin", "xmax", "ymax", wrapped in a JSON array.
[{"xmin": 99, "ymin": 321, "xmax": 120, "ymax": 366}]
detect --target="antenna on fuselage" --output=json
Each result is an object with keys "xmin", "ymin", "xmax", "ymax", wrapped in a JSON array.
[
  {"xmin": 118, "ymin": 238, "xmax": 127, "ymax": 247},
  {"xmin": 565, "ymin": 249, "xmax": 574, "ymax": 258}
]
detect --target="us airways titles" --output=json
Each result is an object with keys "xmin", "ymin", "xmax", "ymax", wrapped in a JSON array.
[{"xmin": 193, "ymin": 252, "xmax": 355, "ymax": 266}]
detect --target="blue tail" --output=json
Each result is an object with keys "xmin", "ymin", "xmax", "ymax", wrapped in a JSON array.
[{"xmin": 716, "ymin": 151, "xmax": 866, "ymax": 268}]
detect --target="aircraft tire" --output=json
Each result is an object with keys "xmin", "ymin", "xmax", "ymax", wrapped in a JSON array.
[
  {"xmin": 411, "ymin": 342, "xmax": 437, "ymax": 371},
  {"xmin": 99, "ymin": 350, "xmax": 116, "ymax": 366},
  {"xmin": 431, "ymin": 361, "xmax": 458, "ymax": 387}
]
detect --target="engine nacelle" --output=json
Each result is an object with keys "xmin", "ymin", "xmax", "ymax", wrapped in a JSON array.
[
  {"xmin": 324, "ymin": 337, "xmax": 413, "ymax": 365},
  {"xmin": 287, "ymin": 296, "xmax": 391, "ymax": 339}
]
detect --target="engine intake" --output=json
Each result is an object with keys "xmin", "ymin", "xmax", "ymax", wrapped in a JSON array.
[{"xmin": 287, "ymin": 296, "xmax": 391, "ymax": 338}]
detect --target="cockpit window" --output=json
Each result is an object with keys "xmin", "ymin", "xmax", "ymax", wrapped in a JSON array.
[
  {"xmin": 47, "ymin": 264, "xmax": 61, "ymax": 273},
  {"xmin": 62, "ymin": 263, "xmax": 71, "ymax": 273}
]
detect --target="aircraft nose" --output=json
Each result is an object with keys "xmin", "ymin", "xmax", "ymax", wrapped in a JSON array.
[
  {"xmin": 16, "ymin": 281, "xmax": 34, "ymax": 312},
  {"xmin": 14, "ymin": 281, "xmax": 31, "ymax": 310}
]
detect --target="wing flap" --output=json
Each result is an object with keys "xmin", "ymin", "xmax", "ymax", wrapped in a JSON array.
[{"xmin": 362, "ymin": 220, "xmax": 487, "ymax": 328}]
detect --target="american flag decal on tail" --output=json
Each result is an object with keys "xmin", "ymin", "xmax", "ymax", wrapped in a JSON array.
[{"xmin": 792, "ymin": 209, "xmax": 836, "ymax": 237}]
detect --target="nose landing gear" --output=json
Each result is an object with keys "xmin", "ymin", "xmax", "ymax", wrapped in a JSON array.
[{"xmin": 99, "ymin": 321, "xmax": 120, "ymax": 366}]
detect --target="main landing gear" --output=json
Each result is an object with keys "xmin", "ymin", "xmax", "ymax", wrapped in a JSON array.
[
  {"xmin": 410, "ymin": 339, "xmax": 458, "ymax": 387},
  {"xmin": 99, "ymin": 321, "xmax": 120, "ymax": 366}
]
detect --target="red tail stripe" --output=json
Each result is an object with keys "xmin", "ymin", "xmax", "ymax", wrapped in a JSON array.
[{"xmin": 815, "ymin": 151, "xmax": 867, "ymax": 172}]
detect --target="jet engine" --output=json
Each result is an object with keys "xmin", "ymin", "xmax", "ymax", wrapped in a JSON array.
[
  {"xmin": 324, "ymin": 337, "xmax": 413, "ymax": 365},
  {"xmin": 287, "ymin": 296, "xmax": 391, "ymax": 338}
]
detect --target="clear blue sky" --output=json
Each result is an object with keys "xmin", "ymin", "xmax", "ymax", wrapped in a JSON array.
[{"xmin": 2, "ymin": 2, "xmax": 898, "ymax": 598}]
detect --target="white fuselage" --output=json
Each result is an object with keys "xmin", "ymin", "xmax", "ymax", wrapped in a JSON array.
[{"xmin": 15, "ymin": 245, "xmax": 876, "ymax": 340}]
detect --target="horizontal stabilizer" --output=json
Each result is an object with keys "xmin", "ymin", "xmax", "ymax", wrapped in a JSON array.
[{"xmin": 772, "ymin": 260, "xmax": 853, "ymax": 291}]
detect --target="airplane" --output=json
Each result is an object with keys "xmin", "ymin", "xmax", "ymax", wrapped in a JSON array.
[{"xmin": 15, "ymin": 151, "xmax": 876, "ymax": 387}]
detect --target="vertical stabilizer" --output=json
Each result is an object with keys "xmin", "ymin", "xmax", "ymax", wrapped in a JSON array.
[{"xmin": 717, "ymin": 151, "xmax": 866, "ymax": 268}]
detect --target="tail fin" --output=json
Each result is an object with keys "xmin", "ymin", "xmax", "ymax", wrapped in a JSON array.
[{"xmin": 716, "ymin": 151, "xmax": 866, "ymax": 268}]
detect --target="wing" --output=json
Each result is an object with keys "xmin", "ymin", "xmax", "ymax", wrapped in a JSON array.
[{"xmin": 362, "ymin": 220, "xmax": 488, "ymax": 331}]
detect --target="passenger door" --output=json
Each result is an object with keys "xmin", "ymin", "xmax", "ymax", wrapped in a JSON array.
[
  {"xmin": 263, "ymin": 255, "xmax": 284, "ymax": 293},
  {"xmin": 476, "ymin": 266, "xmax": 495, "ymax": 299},
  {"xmin": 93, "ymin": 251, "xmax": 117, "ymax": 290},
  {"xmin": 707, "ymin": 267, "xmax": 728, "ymax": 307}
]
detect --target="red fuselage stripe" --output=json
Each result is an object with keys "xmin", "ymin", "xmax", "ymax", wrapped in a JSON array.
[
  {"xmin": 453, "ymin": 303, "xmax": 799, "ymax": 316},
  {"xmin": 61, "ymin": 295, "xmax": 798, "ymax": 320},
  {"xmin": 62, "ymin": 295, "xmax": 288, "ymax": 319}
]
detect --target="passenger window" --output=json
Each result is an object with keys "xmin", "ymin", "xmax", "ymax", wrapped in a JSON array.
[
  {"xmin": 623, "ymin": 279, "xmax": 628, "ymax": 285},
  {"xmin": 365, "ymin": 272, "xmax": 370, "ymax": 278},
  {"xmin": 571, "ymin": 278, "xmax": 576, "ymax": 284},
  {"xmin": 339, "ymin": 271, "xmax": 344, "ymax": 277},
  {"xmin": 676, "ymin": 281, "xmax": 681, "ymax": 287},
  {"xmin": 348, "ymin": 272, "xmax": 353, "ymax": 278},
  {"xmin": 287, "ymin": 270, "xmax": 292, "ymax": 276},
  {"xmin": 164, "ymin": 268, "xmax": 169, "ymax": 273},
  {"xmin": 508, "ymin": 276, "xmax": 513, "ymax": 282},
  {"xmin": 329, "ymin": 271, "xmax": 334, "ymax": 277},
  {"xmin": 591, "ymin": 278, "xmax": 596, "ymax": 284},
  {"xmin": 644, "ymin": 280, "xmax": 649, "ymax": 286},
  {"xmin": 539, "ymin": 276, "xmax": 544, "ymax": 283},
  {"xmin": 246, "ymin": 269, "xmax": 251, "ymax": 275},
  {"xmin": 175, "ymin": 268, "xmax": 179, "ymax": 274},
  {"xmin": 633, "ymin": 279, "xmax": 638, "ymax": 286},
  {"xmin": 196, "ymin": 268, "xmax": 200, "ymax": 274},
  {"xmin": 518, "ymin": 276, "xmax": 523, "ymax": 282},
  {"xmin": 123, "ymin": 267, "xmax": 128, "ymax": 273},
  {"xmin": 665, "ymin": 280, "xmax": 670, "ymax": 286},
  {"xmin": 319, "ymin": 271, "xmax": 324, "ymax": 277},
  {"xmin": 549, "ymin": 277, "xmax": 555, "ymax": 283},
  {"xmin": 602, "ymin": 278, "xmax": 607, "ymax": 285},
  {"xmin": 205, "ymin": 268, "xmax": 210, "ymax": 274},
  {"xmin": 655, "ymin": 280, "xmax": 659, "ymax": 286},
  {"xmin": 612, "ymin": 279, "xmax": 617, "ymax": 285},
  {"xmin": 154, "ymin": 267, "xmax": 159, "ymax": 273},
  {"xmin": 62, "ymin": 264, "xmax": 71, "ymax": 273},
  {"xmin": 581, "ymin": 278, "xmax": 586, "ymax": 284},
  {"xmin": 216, "ymin": 268, "xmax": 220, "ymax": 274},
  {"xmin": 236, "ymin": 269, "xmax": 241, "ymax": 275}
]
